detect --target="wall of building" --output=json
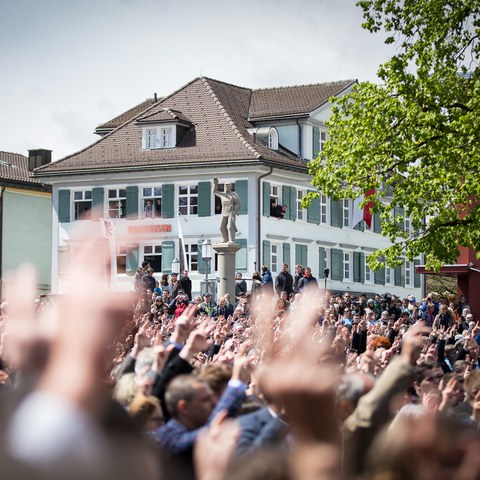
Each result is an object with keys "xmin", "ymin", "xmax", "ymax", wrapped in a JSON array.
[{"xmin": 2, "ymin": 188, "xmax": 52, "ymax": 291}]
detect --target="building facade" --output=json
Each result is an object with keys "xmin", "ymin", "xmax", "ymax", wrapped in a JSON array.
[
  {"xmin": 34, "ymin": 77, "xmax": 422, "ymax": 297},
  {"xmin": 0, "ymin": 150, "xmax": 52, "ymax": 293}
]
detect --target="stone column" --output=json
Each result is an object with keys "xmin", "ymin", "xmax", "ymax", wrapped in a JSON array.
[{"xmin": 213, "ymin": 242, "xmax": 241, "ymax": 300}]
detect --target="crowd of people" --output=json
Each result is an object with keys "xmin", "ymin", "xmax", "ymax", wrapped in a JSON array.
[{"xmin": 1, "ymin": 233, "xmax": 480, "ymax": 480}]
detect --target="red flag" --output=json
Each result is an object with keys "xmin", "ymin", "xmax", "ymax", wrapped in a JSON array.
[{"xmin": 363, "ymin": 189, "xmax": 375, "ymax": 229}]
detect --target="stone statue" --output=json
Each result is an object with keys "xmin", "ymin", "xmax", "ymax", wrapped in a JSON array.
[{"xmin": 213, "ymin": 178, "xmax": 241, "ymax": 243}]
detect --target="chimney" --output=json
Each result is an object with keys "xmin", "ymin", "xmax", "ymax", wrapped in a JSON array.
[{"xmin": 28, "ymin": 149, "xmax": 52, "ymax": 172}]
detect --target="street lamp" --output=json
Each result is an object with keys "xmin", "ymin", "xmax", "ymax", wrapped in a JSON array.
[
  {"xmin": 202, "ymin": 239, "xmax": 212, "ymax": 295},
  {"xmin": 171, "ymin": 257, "xmax": 180, "ymax": 275}
]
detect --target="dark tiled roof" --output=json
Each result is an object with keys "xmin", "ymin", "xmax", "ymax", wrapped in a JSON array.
[
  {"xmin": 94, "ymin": 98, "xmax": 159, "ymax": 134},
  {"xmin": 36, "ymin": 77, "xmax": 355, "ymax": 176},
  {"xmin": 136, "ymin": 107, "xmax": 192, "ymax": 125},
  {"xmin": 249, "ymin": 80, "xmax": 356, "ymax": 119},
  {"xmin": 0, "ymin": 151, "xmax": 47, "ymax": 187}
]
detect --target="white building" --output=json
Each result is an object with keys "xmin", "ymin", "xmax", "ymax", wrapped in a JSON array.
[{"xmin": 35, "ymin": 77, "xmax": 423, "ymax": 297}]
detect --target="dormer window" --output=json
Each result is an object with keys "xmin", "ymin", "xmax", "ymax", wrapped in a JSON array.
[
  {"xmin": 268, "ymin": 127, "xmax": 279, "ymax": 150},
  {"xmin": 143, "ymin": 126, "xmax": 175, "ymax": 149}
]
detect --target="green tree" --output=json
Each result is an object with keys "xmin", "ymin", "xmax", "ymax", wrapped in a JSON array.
[{"xmin": 308, "ymin": 0, "xmax": 480, "ymax": 270}]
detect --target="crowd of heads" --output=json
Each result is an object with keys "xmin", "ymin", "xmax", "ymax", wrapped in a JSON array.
[{"xmin": 1, "ymin": 248, "xmax": 480, "ymax": 480}]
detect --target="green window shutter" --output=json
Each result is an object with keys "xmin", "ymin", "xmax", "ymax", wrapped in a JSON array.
[
  {"xmin": 394, "ymin": 263, "xmax": 402, "ymax": 287},
  {"xmin": 374, "ymin": 266, "xmax": 385, "ymax": 285},
  {"xmin": 161, "ymin": 241, "xmax": 175, "ymax": 273},
  {"xmin": 282, "ymin": 185, "xmax": 289, "ymax": 219},
  {"xmin": 400, "ymin": 261, "xmax": 405, "ymax": 287},
  {"xmin": 263, "ymin": 181, "xmax": 271, "ymax": 217},
  {"xmin": 197, "ymin": 240, "xmax": 206, "ymax": 275},
  {"xmin": 331, "ymin": 200, "xmax": 343, "ymax": 228},
  {"xmin": 235, "ymin": 180, "xmax": 248, "ymax": 215},
  {"xmin": 283, "ymin": 243, "xmax": 291, "ymax": 267},
  {"xmin": 414, "ymin": 259, "xmax": 421, "ymax": 288},
  {"xmin": 282, "ymin": 186, "xmax": 292, "ymax": 221},
  {"xmin": 126, "ymin": 244, "xmax": 138, "ymax": 276},
  {"xmin": 263, "ymin": 240, "xmax": 271, "ymax": 266},
  {"xmin": 295, "ymin": 244, "xmax": 307, "ymax": 267},
  {"xmin": 58, "ymin": 190, "xmax": 71, "ymax": 223},
  {"xmin": 373, "ymin": 212, "xmax": 382, "ymax": 234},
  {"xmin": 354, "ymin": 219, "xmax": 365, "ymax": 231},
  {"xmin": 318, "ymin": 247, "xmax": 326, "ymax": 276},
  {"xmin": 198, "ymin": 181, "xmax": 211, "ymax": 217},
  {"xmin": 92, "ymin": 187, "xmax": 104, "ymax": 217},
  {"xmin": 331, "ymin": 248, "xmax": 343, "ymax": 281},
  {"xmin": 360, "ymin": 252, "xmax": 365, "ymax": 283},
  {"xmin": 353, "ymin": 252, "xmax": 364, "ymax": 283},
  {"xmin": 307, "ymin": 191, "xmax": 320, "ymax": 224},
  {"xmin": 313, "ymin": 126, "xmax": 320, "ymax": 159},
  {"xmin": 162, "ymin": 184, "xmax": 174, "ymax": 218},
  {"xmin": 235, "ymin": 238, "xmax": 248, "ymax": 272},
  {"xmin": 126, "ymin": 186, "xmax": 139, "ymax": 220}
]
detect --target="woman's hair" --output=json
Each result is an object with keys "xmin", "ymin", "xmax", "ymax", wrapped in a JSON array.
[{"xmin": 252, "ymin": 271, "xmax": 261, "ymax": 281}]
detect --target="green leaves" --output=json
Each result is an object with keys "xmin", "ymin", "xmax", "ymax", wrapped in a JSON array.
[{"xmin": 309, "ymin": 0, "xmax": 480, "ymax": 271}]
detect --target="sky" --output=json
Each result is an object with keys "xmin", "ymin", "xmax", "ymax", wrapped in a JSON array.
[{"xmin": 0, "ymin": 0, "xmax": 395, "ymax": 162}]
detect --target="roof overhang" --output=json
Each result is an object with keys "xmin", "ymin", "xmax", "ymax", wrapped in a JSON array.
[{"xmin": 415, "ymin": 264, "xmax": 479, "ymax": 277}]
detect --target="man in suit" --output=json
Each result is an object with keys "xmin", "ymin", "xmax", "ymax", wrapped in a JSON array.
[
  {"xmin": 235, "ymin": 403, "xmax": 288, "ymax": 457},
  {"xmin": 153, "ymin": 357, "xmax": 250, "ymax": 478}
]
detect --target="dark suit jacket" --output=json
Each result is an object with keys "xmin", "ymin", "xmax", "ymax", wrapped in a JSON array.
[{"xmin": 235, "ymin": 407, "xmax": 288, "ymax": 456}]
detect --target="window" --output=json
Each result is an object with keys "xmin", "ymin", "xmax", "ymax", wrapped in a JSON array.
[
  {"xmin": 405, "ymin": 260, "xmax": 412, "ymax": 287},
  {"xmin": 143, "ymin": 245, "xmax": 162, "ymax": 273},
  {"xmin": 270, "ymin": 184, "xmax": 280, "ymax": 216},
  {"xmin": 321, "ymin": 248, "xmax": 330, "ymax": 274},
  {"xmin": 271, "ymin": 243, "xmax": 279, "ymax": 273},
  {"xmin": 146, "ymin": 128, "xmax": 158, "ymax": 149},
  {"xmin": 184, "ymin": 243, "xmax": 199, "ymax": 272},
  {"xmin": 385, "ymin": 266, "xmax": 394, "ymax": 286},
  {"xmin": 161, "ymin": 127, "xmax": 173, "ymax": 148},
  {"xmin": 343, "ymin": 199, "xmax": 351, "ymax": 228},
  {"xmin": 320, "ymin": 194, "xmax": 329, "ymax": 224},
  {"xmin": 116, "ymin": 245, "xmax": 126, "ymax": 274},
  {"xmin": 365, "ymin": 262, "xmax": 373, "ymax": 283},
  {"xmin": 143, "ymin": 126, "xmax": 175, "ymax": 149},
  {"xmin": 214, "ymin": 182, "xmax": 235, "ymax": 215},
  {"xmin": 143, "ymin": 187, "xmax": 162, "ymax": 218},
  {"xmin": 108, "ymin": 189, "xmax": 126, "ymax": 219},
  {"xmin": 320, "ymin": 130, "xmax": 328, "ymax": 154},
  {"xmin": 296, "ymin": 190, "xmax": 306, "ymax": 220},
  {"xmin": 404, "ymin": 216, "xmax": 411, "ymax": 233},
  {"xmin": 178, "ymin": 185, "xmax": 198, "ymax": 216},
  {"xmin": 268, "ymin": 128, "xmax": 279, "ymax": 150},
  {"xmin": 343, "ymin": 252, "xmax": 352, "ymax": 281},
  {"xmin": 73, "ymin": 190, "xmax": 92, "ymax": 220}
]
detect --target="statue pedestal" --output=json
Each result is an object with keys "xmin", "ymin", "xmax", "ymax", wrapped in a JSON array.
[{"xmin": 213, "ymin": 242, "xmax": 241, "ymax": 300}]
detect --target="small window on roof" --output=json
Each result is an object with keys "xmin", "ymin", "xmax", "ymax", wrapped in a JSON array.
[{"xmin": 268, "ymin": 128, "xmax": 279, "ymax": 150}]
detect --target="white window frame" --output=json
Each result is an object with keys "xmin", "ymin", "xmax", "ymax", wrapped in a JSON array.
[
  {"xmin": 296, "ymin": 189, "xmax": 307, "ymax": 221},
  {"xmin": 322, "ymin": 248, "xmax": 330, "ymax": 275},
  {"xmin": 184, "ymin": 242, "xmax": 199, "ymax": 272},
  {"xmin": 116, "ymin": 244, "xmax": 127, "ymax": 274},
  {"xmin": 143, "ymin": 244, "xmax": 163, "ymax": 272},
  {"xmin": 342, "ymin": 198, "xmax": 351, "ymax": 228},
  {"xmin": 178, "ymin": 185, "xmax": 198, "ymax": 216},
  {"xmin": 320, "ymin": 194, "xmax": 329, "ymax": 224},
  {"xmin": 271, "ymin": 184, "xmax": 280, "ymax": 204},
  {"xmin": 143, "ymin": 125, "xmax": 176, "ymax": 150},
  {"xmin": 142, "ymin": 186, "xmax": 162, "ymax": 218},
  {"xmin": 343, "ymin": 251, "xmax": 352, "ymax": 281},
  {"xmin": 385, "ymin": 266, "xmax": 395, "ymax": 286},
  {"xmin": 72, "ymin": 190, "xmax": 92, "ymax": 221},
  {"xmin": 405, "ymin": 260, "xmax": 413, "ymax": 287},
  {"xmin": 404, "ymin": 216, "xmax": 411, "ymax": 233},
  {"xmin": 365, "ymin": 262, "xmax": 373, "ymax": 284},
  {"xmin": 268, "ymin": 128, "xmax": 279, "ymax": 150},
  {"xmin": 108, "ymin": 188, "xmax": 127, "ymax": 219},
  {"xmin": 271, "ymin": 243, "xmax": 280, "ymax": 273},
  {"xmin": 320, "ymin": 130, "xmax": 328, "ymax": 153}
]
